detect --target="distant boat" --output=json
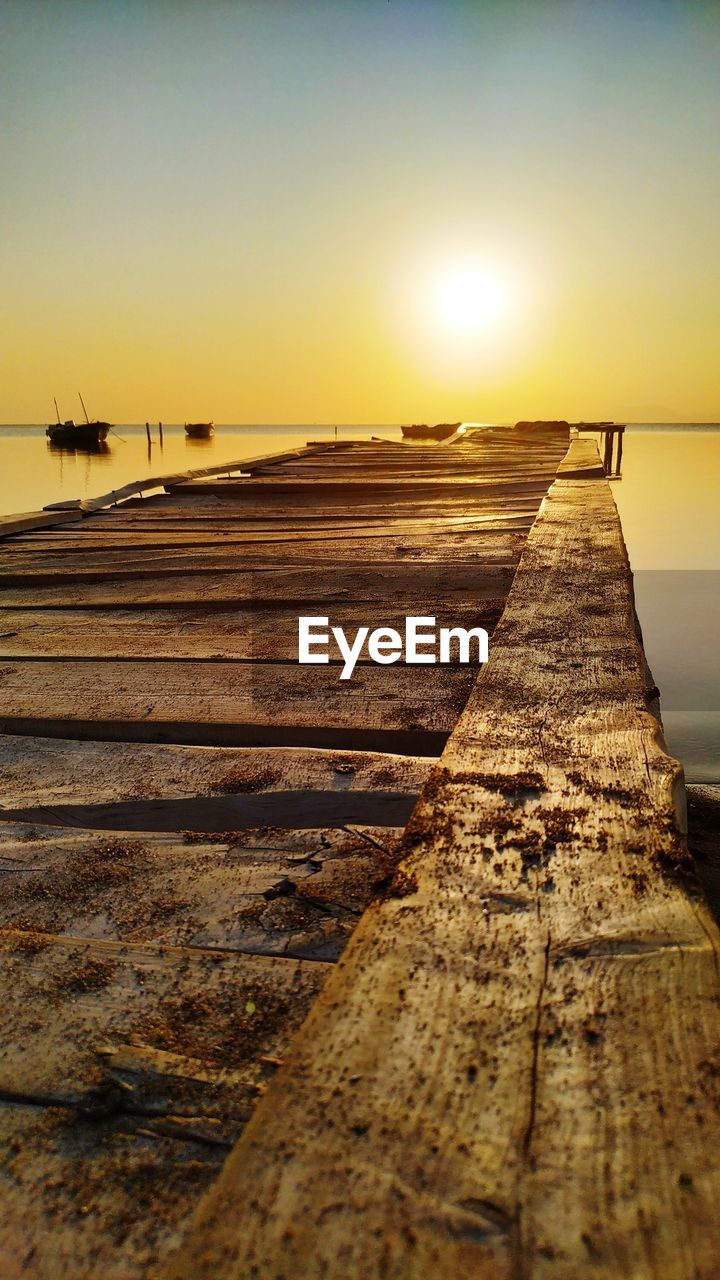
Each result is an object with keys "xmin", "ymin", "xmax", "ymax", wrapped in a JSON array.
[
  {"xmin": 46, "ymin": 395, "xmax": 111, "ymax": 447},
  {"xmin": 184, "ymin": 421, "xmax": 214, "ymax": 438},
  {"xmin": 401, "ymin": 421, "xmax": 462, "ymax": 441}
]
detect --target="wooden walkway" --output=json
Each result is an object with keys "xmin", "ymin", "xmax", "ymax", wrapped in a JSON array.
[
  {"xmin": 1, "ymin": 426, "xmax": 718, "ymax": 1278},
  {"xmin": 0, "ymin": 429, "xmax": 568, "ymax": 756}
]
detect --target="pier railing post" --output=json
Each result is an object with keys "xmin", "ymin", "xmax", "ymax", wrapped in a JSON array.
[
  {"xmin": 603, "ymin": 428, "xmax": 613, "ymax": 474},
  {"xmin": 615, "ymin": 425, "xmax": 624, "ymax": 476}
]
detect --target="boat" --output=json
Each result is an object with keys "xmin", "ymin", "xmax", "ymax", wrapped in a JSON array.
[
  {"xmin": 46, "ymin": 420, "xmax": 111, "ymax": 449},
  {"xmin": 46, "ymin": 396, "xmax": 111, "ymax": 447},
  {"xmin": 401, "ymin": 421, "xmax": 462, "ymax": 441},
  {"xmin": 184, "ymin": 421, "xmax": 214, "ymax": 438}
]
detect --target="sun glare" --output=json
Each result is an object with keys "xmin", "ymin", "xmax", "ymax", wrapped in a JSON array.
[{"xmin": 433, "ymin": 264, "xmax": 510, "ymax": 336}]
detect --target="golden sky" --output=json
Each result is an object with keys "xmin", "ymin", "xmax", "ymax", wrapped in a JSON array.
[{"xmin": 2, "ymin": 0, "xmax": 719, "ymax": 423}]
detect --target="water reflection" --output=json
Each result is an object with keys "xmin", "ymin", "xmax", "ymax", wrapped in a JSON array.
[
  {"xmin": 611, "ymin": 428, "xmax": 720, "ymax": 781},
  {"xmin": 47, "ymin": 440, "xmax": 112, "ymax": 457},
  {"xmin": 0, "ymin": 423, "xmax": 402, "ymax": 514}
]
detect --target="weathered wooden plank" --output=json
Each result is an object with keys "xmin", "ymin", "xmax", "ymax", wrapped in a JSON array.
[
  {"xmin": 0, "ymin": 735, "xmax": 433, "ymax": 809},
  {"xmin": 168, "ymin": 475, "xmax": 559, "ymax": 495},
  {"xmin": 246, "ymin": 464, "xmax": 559, "ymax": 481},
  {"xmin": 162, "ymin": 465, "xmax": 720, "ymax": 1278},
  {"xmin": 0, "ymin": 932, "xmax": 332, "ymax": 1087},
  {"xmin": 0, "ymin": 604, "xmax": 500, "ymax": 660},
  {"xmin": 66, "ymin": 519, "xmax": 527, "ymax": 542},
  {"xmin": 556, "ymin": 435, "xmax": 605, "ymax": 478},
  {"xmin": 0, "ymin": 928, "xmax": 330, "ymax": 1279},
  {"xmin": 2, "ymin": 525, "xmax": 528, "ymax": 556},
  {"xmin": 77, "ymin": 485, "xmax": 551, "ymax": 520},
  {"xmin": 63, "ymin": 507, "xmax": 545, "ymax": 534},
  {"xmin": 76, "ymin": 503, "xmax": 546, "ymax": 530},
  {"xmin": 0, "ymin": 536, "xmax": 525, "ymax": 581},
  {"xmin": 41, "ymin": 444, "xmax": 337, "ymax": 515},
  {"xmin": 0, "ymin": 660, "xmax": 475, "ymax": 751},
  {"xmin": 246, "ymin": 462, "xmax": 559, "ymax": 474},
  {"xmin": 255, "ymin": 453, "xmax": 564, "ymax": 468},
  {"xmin": 0, "ymin": 790, "xmax": 416, "ymax": 831},
  {"xmin": 0, "ymin": 660, "xmax": 473, "ymax": 708},
  {"xmin": 309, "ymin": 455, "xmax": 558, "ymax": 469},
  {"xmin": 0, "ymin": 510, "xmax": 84, "ymax": 540},
  {"xmin": 20, "ymin": 504, "xmax": 543, "ymax": 533},
  {"xmin": 0, "ymin": 565, "xmax": 514, "ymax": 609},
  {"xmin": 0, "ymin": 1104, "xmax": 226, "ymax": 1280},
  {"xmin": 0, "ymin": 821, "xmax": 404, "ymax": 958},
  {"xmin": 1, "ymin": 517, "xmax": 535, "ymax": 553}
]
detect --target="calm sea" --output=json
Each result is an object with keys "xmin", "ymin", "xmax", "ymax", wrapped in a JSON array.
[{"xmin": 0, "ymin": 423, "xmax": 718, "ymax": 781}]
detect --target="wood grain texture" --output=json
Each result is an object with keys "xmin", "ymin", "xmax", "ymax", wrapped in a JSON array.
[
  {"xmin": 0, "ymin": 661, "xmax": 475, "ymax": 752},
  {"xmin": 75, "ymin": 506, "xmax": 544, "ymax": 531},
  {"xmin": 0, "ymin": 736, "xmax": 432, "ymax": 808},
  {"xmin": 0, "ymin": 528, "xmax": 526, "ymax": 560},
  {"xmin": 0, "ymin": 509, "xmax": 83, "ymax": 539},
  {"xmin": 555, "ymin": 436, "xmax": 606, "ymax": 478},
  {"xmin": 0, "ymin": 820, "xmax": 405, "ymax": 959},
  {"xmin": 0, "ymin": 564, "xmax": 513, "ymax": 608},
  {"xmin": 0, "ymin": 538, "xmax": 525, "ymax": 582},
  {"xmin": 0, "ymin": 604, "xmax": 501, "ymax": 660},
  {"xmin": 0, "ymin": 929, "xmax": 330, "ymax": 1280},
  {"xmin": 4, "ymin": 517, "xmax": 534, "ymax": 550},
  {"xmin": 161, "ymin": 446, "xmax": 720, "ymax": 1280}
]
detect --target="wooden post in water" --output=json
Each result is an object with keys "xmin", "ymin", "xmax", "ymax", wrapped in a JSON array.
[{"xmin": 603, "ymin": 428, "xmax": 613, "ymax": 474}]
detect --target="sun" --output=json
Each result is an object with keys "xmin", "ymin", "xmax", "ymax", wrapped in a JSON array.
[{"xmin": 433, "ymin": 263, "xmax": 510, "ymax": 336}]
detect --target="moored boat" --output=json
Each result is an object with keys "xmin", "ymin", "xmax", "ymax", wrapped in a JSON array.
[
  {"xmin": 46, "ymin": 419, "xmax": 111, "ymax": 447},
  {"xmin": 46, "ymin": 396, "xmax": 111, "ymax": 447},
  {"xmin": 185, "ymin": 421, "xmax": 214, "ymax": 438},
  {"xmin": 401, "ymin": 421, "xmax": 462, "ymax": 441}
]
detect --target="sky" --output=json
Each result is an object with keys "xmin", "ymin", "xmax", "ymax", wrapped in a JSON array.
[{"xmin": 1, "ymin": 0, "xmax": 719, "ymax": 423}]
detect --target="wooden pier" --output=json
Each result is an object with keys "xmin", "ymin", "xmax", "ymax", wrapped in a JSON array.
[
  {"xmin": 0, "ymin": 426, "xmax": 718, "ymax": 1278},
  {"xmin": 575, "ymin": 422, "xmax": 625, "ymax": 477}
]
